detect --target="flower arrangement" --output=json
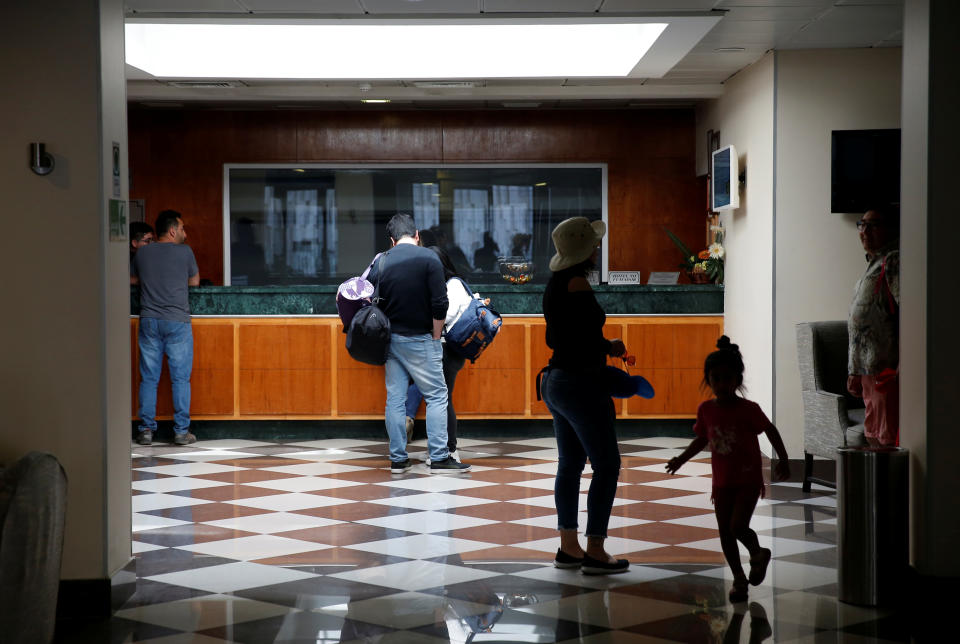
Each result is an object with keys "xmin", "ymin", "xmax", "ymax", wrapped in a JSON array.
[{"xmin": 663, "ymin": 225, "xmax": 725, "ymax": 284}]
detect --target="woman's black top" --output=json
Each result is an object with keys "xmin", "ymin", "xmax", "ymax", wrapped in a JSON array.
[{"xmin": 542, "ymin": 270, "xmax": 612, "ymax": 372}]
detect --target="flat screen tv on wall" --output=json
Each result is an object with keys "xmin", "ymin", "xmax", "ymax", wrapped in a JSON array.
[{"xmin": 831, "ymin": 128, "xmax": 900, "ymax": 214}]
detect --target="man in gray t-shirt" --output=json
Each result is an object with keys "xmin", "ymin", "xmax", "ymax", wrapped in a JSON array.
[{"xmin": 131, "ymin": 210, "xmax": 200, "ymax": 446}]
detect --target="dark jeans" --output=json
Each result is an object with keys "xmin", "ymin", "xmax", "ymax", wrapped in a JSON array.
[
  {"xmin": 540, "ymin": 367, "xmax": 620, "ymax": 538},
  {"xmin": 406, "ymin": 344, "xmax": 466, "ymax": 452}
]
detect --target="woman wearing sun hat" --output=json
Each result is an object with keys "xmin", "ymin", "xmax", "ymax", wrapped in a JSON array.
[{"xmin": 539, "ymin": 216, "xmax": 629, "ymax": 575}]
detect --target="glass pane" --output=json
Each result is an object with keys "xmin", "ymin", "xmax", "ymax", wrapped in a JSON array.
[{"xmin": 227, "ymin": 165, "xmax": 603, "ymax": 285}]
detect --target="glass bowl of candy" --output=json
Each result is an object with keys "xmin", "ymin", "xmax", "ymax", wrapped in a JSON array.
[{"xmin": 499, "ymin": 257, "xmax": 534, "ymax": 284}]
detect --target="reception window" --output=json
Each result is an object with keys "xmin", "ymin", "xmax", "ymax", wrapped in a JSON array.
[{"xmin": 224, "ymin": 164, "xmax": 606, "ymax": 286}]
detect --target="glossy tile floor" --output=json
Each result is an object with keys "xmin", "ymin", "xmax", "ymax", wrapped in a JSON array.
[{"xmin": 82, "ymin": 436, "xmax": 914, "ymax": 642}]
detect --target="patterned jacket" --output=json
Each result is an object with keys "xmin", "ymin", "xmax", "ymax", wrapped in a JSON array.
[{"xmin": 848, "ymin": 242, "xmax": 899, "ymax": 375}]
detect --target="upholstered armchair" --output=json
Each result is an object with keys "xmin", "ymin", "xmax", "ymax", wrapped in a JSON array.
[
  {"xmin": 0, "ymin": 452, "xmax": 68, "ymax": 644},
  {"xmin": 796, "ymin": 321, "xmax": 866, "ymax": 491}
]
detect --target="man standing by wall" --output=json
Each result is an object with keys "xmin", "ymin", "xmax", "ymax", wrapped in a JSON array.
[
  {"xmin": 129, "ymin": 221, "xmax": 154, "ymax": 261},
  {"xmin": 367, "ymin": 214, "xmax": 470, "ymax": 473},
  {"xmin": 847, "ymin": 205, "xmax": 899, "ymax": 446},
  {"xmin": 131, "ymin": 210, "xmax": 200, "ymax": 446}
]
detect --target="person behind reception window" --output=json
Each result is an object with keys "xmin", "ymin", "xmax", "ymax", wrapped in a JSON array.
[
  {"xmin": 129, "ymin": 221, "xmax": 154, "ymax": 261},
  {"xmin": 666, "ymin": 336, "xmax": 790, "ymax": 603},
  {"xmin": 130, "ymin": 210, "xmax": 199, "ymax": 447},
  {"xmin": 539, "ymin": 216, "xmax": 629, "ymax": 575},
  {"xmin": 847, "ymin": 205, "xmax": 900, "ymax": 447},
  {"xmin": 473, "ymin": 231, "xmax": 500, "ymax": 272},
  {"xmin": 365, "ymin": 213, "xmax": 470, "ymax": 474}
]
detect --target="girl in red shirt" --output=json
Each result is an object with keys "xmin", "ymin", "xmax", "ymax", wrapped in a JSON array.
[{"xmin": 666, "ymin": 336, "xmax": 790, "ymax": 603}]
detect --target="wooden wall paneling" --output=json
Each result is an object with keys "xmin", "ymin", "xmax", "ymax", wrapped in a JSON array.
[
  {"xmin": 297, "ymin": 111, "xmax": 443, "ymax": 161},
  {"xmin": 129, "ymin": 108, "xmax": 703, "ymax": 285}
]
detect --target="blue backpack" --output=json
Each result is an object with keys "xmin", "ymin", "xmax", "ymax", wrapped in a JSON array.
[{"xmin": 445, "ymin": 278, "xmax": 502, "ymax": 363}]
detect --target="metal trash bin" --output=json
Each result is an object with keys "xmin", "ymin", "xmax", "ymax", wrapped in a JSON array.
[{"xmin": 837, "ymin": 446, "xmax": 908, "ymax": 606}]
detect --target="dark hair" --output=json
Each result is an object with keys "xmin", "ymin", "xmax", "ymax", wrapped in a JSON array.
[
  {"xmin": 130, "ymin": 221, "xmax": 153, "ymax": 242},
  {"xmin": 702, "ymin": 335, "xmax": 746, "ymax": 394},
  {"xmin": 155, "ymin": 210, "xmax": 182, "ymax": 238},
  {"xmin": 386, "ymin": 213, "xmax": 417, "ymax": 242},
  {"xmin": 428, "ymin": 245, "xmax": 459, "ymax": 282},
  {"xmin": 418, "ymin": 228, "xmax": 438, "ymax": 248},
  {"xmin": 552, "ymin": 256, "xmax": 595, "ymax": 280}
]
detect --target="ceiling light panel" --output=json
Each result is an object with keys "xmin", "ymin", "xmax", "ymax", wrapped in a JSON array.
[{"xmin": 125, "ymin": 19, "xmax": 680, "ymax": 79}]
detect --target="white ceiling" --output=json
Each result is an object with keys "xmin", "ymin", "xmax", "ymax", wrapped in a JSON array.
[{"xmin": 124, "ymin": 0, "xmax": 903, "ymax": 108}]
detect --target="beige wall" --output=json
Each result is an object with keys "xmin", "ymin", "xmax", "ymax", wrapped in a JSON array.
[
  {"xmin": 696, "ymin": 53, "xmax": 776, "ymax": 429},
  {"xmin": 773, "ymin": 48, "xmax": 902, "ymax": 458},
  {"xmin": 0, "ymin": 0, "xmax": 130, "ymax": 580}
]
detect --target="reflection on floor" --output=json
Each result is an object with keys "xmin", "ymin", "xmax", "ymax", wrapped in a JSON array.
[{"xmin": 63, "ymin": 437, "xmax": 914, "ymax": 643}]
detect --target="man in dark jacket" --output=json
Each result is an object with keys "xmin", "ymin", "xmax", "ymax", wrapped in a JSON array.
[{"xmin": 367, "ymin": 214, "xmax": 470, "ymax": 473}]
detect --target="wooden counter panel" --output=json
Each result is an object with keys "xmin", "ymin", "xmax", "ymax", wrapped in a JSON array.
[
  {"xmin": 453, "ymin": 367, "xmax": 525, "ymax": 415},
  {"xmin": 239, "ymin": 323, "xmax": 329, "ymax": 370},
  {"xmin": 239, "ymin": 369, "xmax": 330, "ymax": 415},
  {"xmin": 131, "ymin": 315, "xmax": 721, "ymax": 420},
  {"xmin": 131, "ymin": 320, "xmax": 235, "ymax": 418},
  {"xmin": 335, "ymin": 338, "xmax": 387, "ymax": 415}
]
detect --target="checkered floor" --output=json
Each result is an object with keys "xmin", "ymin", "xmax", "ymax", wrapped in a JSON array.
[{"xmin": 72, "ymin": 436, "xmax": 912, "ymax": 642}]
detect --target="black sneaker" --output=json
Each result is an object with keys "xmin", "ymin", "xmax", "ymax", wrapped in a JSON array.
[
  {"xmin": 136, "ymin": 430, "xmax": 152, "ymax": 446},
  {"xmin": 430, "ymin": 456, "xmax": 471, "ymax": 473},
  {"xmin": 581, "ymin": 554, "xmax": 629, "ymax": 575},
  {"xmin": 391, "ymin": 459, "xmax": 412, "ymax": 473},
  {"xmin": 173, "ymin": 432, "xmax": 197, "ymax": 446}
]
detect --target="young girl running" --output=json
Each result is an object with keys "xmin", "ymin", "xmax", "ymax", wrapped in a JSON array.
[{"xmin": 666, "ymin": 336, "xmax": 791, "ymax": 602}]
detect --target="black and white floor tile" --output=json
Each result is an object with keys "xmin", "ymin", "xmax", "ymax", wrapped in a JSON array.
[{"xmin": 58, "ymin": 436, "xmax": 918, "ymax": 643}]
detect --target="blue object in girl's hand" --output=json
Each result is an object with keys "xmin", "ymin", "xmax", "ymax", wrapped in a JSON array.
[{"xmin": 604, "ymin": 366, "xmax": 655, "ymax": 399}]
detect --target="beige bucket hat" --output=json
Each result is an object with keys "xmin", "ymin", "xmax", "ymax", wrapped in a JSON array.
[{"xmin": 548, "ymin": 217, "xmax": 606, "ymax": 272}]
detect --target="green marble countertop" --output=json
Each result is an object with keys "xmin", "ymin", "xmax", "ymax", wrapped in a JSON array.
[{"xmin": 131, "ymin": 283, "xmax": 723, "ymax": 316}]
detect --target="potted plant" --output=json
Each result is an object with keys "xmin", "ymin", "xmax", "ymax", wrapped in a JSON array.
[{"xmin": 663, "ymin": 226, "xmax": 724, "ymax": 284}]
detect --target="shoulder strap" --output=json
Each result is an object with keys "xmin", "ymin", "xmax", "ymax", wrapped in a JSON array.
[
  {"xmin": 372, "ymin": 251, "xmax": 388, "ymax": 304},
  {"xmin": 454, "ymin": 276, "xmax": 473, "ymax": 296}
]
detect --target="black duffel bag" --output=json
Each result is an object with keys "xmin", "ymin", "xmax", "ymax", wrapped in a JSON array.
[{"xmin": 346, "ymin": 251, "xmax": 391, "ymax": 365}]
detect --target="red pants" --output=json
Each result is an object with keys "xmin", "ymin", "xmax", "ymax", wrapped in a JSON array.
[{"xmin": 861, "ymin": 372, "xmax": 899, "ymax": 446}]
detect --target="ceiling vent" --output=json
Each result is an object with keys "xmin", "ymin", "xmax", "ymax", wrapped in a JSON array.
[
  {"xmin": 165, "ymin": 80, "xmax": 248, "ymax": 89},
  {"xmin": 413, "ymin": 81, "xmax": 482, "ymax": 89}
]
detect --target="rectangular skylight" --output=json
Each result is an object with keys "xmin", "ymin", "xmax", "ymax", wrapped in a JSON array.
[{"xmin": 125, "ymin": 21, "xmax": 668, "ymax": 79}]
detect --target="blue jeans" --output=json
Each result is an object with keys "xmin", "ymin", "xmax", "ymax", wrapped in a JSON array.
[
  {"xmin": 405, "ymin": 344, "xmax": 465, "ymax": 452},
  {"xmin": 385, "ymin": 333, "xmax": 448, "ymax": 463},
  {"xmin": 138, "ymin": 317, "xmax": 193, "ymax": 435},
  {"xmin": 541, "ymin": 367, "xmax": 621, "ymax": 538},
  {"xmin": 405, "ymin": 382, "xmax": 422, "ymax": 419}
]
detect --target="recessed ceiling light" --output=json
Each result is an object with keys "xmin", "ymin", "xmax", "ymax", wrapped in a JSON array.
[
  {"xmin": 535, "ymin": 182, "xmax": 547, "ymax": 187},
  {"xmin": 714, "ymin": 47, "xmax": 746, "ymax": 53},
  {"xmin": 125, "ymin": 21, "xmax": 669, "ymax": 79},
  {"xmin": 360, "ymin": 99, "xmax": 391, "ymax": 104}
]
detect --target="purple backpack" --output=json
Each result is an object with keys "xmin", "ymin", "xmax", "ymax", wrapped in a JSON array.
[{"xmin": 336, "ymin": 253, "xmax": 380, "ymax": 332}]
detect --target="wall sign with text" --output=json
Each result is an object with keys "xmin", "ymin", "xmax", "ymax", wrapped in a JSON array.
[{"xmin": 608, "ymin": 271, "xmax": 640, "ymax": 285}]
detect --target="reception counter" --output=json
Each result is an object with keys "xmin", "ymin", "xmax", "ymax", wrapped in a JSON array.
[{"xmin": 131, "ymin": 284, "xmax": 723, "ymax": 421}]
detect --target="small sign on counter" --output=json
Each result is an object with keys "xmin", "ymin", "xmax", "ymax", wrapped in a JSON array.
[
  {"xmin": 647, "ymin": 271, "xmax": 680, "ymax": 285},
  {"xmin": 608, "ymin": 271, "xmax": 640, "ymax": 285}
]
